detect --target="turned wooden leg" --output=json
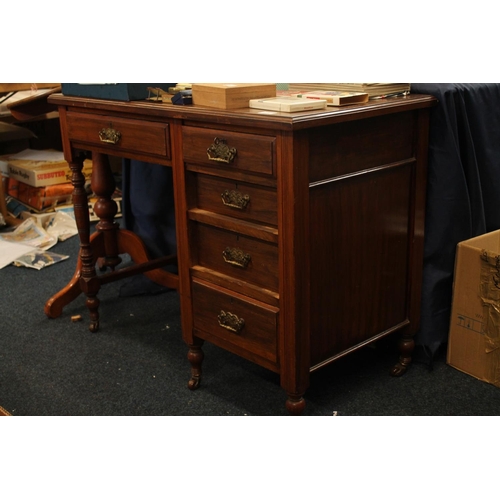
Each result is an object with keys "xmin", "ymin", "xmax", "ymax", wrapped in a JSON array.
[
  {"xmin": 187, "ymin": 340, "xmax": 204, "ymax": 390},
  {"xmin": 76, "ymin": 152, "xmax": 119, "ymax": 332},
  {"xmin": 84, "ymin": 295, "xmax": 100, "ymax": 332},
  {"xmin": 91, "ymin": 152, "xmax": 122, "ymax": 271},
  {"xmin": 67, "ymin": 155, "xmax": 102, "ymax": 332},
  {"xmin": 285, "ymin": 394, "xmax": 306, "ymax": 415},
  {"xmin": 45, "ymin": 231, "xmax": 104, "ymax": 319},
  {"xmin": 390, "ymin": 334, "xmax": 415, "ymax": 377}
]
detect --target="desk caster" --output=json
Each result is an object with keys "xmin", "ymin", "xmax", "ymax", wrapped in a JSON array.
[
  {"xmin": 390, "ymin": 361, "xmax": 409, "ymax": 377},
  {"xmin": 390, "ymin": 336, "xmax": 414, "ymax": 377},
  {"xmin": 89, "ymin": 321, "xmax": 100, "ymax": 333},
  {"xmin": 187, "ymin": 343, "xmax": 204, "ymax": 391},
  {"xmin": 188, "ymin": 377, "xmax": 201, "ymax": 390}
]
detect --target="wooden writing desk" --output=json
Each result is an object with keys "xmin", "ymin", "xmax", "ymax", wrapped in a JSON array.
[{"xmin": 46, "ymin": 93, "xmax": 436, "ymax": 414}]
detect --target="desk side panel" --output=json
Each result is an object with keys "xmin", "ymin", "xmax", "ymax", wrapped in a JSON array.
[{"xmin": 308, "ymin": 111, "xmax": 420, "ymax": 367}]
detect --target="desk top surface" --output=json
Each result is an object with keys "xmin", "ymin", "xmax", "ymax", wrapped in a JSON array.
[{"xmin": 49, "ymin": 93, "xmax": 437, "ymax": 131}]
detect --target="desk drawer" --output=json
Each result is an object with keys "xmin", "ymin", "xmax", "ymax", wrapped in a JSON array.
[
  {"xmin": 183, "ymin": 126, "xmax": 275, "ymax": 176},
  {"xmin": 66, "ymin": 112, "xmax": 171, "ymax": 158},
  {"xmin": 192, "ymin": 223, "xmax": 279, "ymax": 292},
  {"xmin": 192, "ymin": 279, "xmax": 278, "ymax": 365},
  {"xmin": 194, "ymin": 174, "xmax": 277, "ymax": 226}
]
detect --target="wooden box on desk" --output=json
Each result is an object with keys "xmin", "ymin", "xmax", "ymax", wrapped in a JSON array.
[{"xmin": 192, "ymin": 83, "xmax": 276, "ymax": 109}]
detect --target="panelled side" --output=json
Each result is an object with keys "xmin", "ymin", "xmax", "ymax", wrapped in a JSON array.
[{"xmin": 308, "ymin": 111, "xmax": 419, "ymax": 368}]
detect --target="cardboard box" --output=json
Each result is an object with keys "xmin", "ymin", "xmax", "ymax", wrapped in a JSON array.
[
  {"xmin": 192, "ymin": 83, "xmax": 276, "ymax": 109},
  {"xmin": 5, "ymin": 157, "xmax": 92, "ymax": 187},
  {"xmin": 61, "ymin": 83, "xmax": 176, "ymax": 101},
  {"xmin": 447, "ymin": 230, "xmax": 500, "ymax": 387}
]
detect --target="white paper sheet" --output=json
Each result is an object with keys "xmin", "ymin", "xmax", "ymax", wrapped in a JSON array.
[
  {"xmin": 0, "ymin": 240, "xmax": 33, "ymax": 269},
  {"xmin": 7, "ymin": 148, "xmax": 65, "ymax": 162}
]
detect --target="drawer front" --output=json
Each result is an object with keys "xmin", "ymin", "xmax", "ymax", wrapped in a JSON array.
[
  {"xmin": 195, "ymin": 174, "xmax": 277, "ymax": 226},
  {"xmin": 66, "ymin": 112, "xmax": 171, "ymax": 158},
  {"xmin": 183, "ymin": 126, "xmax": 275, "ymax": 176},
  {"xmin": 193, "ymin": 224, "xmax": 279, "ymax": 292},
  {"xmin": 192, "ymin": 280, "xmax": 278, "ymax": 364}
]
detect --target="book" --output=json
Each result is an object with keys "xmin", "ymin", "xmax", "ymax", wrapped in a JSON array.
[
  {"xmin": 1, "ymin": 149, "xmax": 92, "ymax": 187},
  {"xmin": 249, "ymin": 96, "xmax": 327, "ymax": 113},
  {"xmin": 291, "ymin": 90, "xmax": 369, "ymax": 106},
  {"xmin": 288, "ymin": 83, "xmax": 411, "ymax": 99},
  {"xmin": 7, "ymin": 178, "xmax": 74, "ymax": 211}
]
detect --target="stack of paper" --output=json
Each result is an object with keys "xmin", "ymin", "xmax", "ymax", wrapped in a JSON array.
[{"xmin": 288, "ymin": 83, "xmax": 411, "ymax": 99}]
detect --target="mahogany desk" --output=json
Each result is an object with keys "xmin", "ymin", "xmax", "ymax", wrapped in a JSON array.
[{"xmin": 46, "ymin": 93, "xmax": 436, "ymax": 415}]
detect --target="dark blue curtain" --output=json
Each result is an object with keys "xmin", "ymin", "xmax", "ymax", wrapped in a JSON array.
[
  {"xmin": 120, "ymin": 159, "xmax": 177, "ymax": 295},
  {"xmin": 121, "ymin": 159, "xmax": 176, "ymax": 259},
  {"xmin": 411, "ymin": 83, "xmax": 500, "ymax": 354}
]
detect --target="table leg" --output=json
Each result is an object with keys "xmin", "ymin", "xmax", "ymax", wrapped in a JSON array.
[
  {"xmin": 45, "ymin": 152, "xmax": 179, "ymax": 332},
  {"xmin": 75, "ymin": 154, "xmax": 101, "ymax": 332}
]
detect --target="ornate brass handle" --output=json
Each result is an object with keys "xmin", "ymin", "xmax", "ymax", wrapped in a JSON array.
[
  {"xmin": 99, "ymin": 128, "xmax": 121, "ymax": 144},
  {"xmin": 218, "ymin": 310, "xmax": 245, "ymax": 334},
  {"xmin": 221, "ymin": 189, "xmax": 250, "ymax": 209},
  {"xmin": 207, "ymin": 137, "xmax": 237, "ymax": 164},
  {"xmin": 222, "ymin": 247, "xmax": 251, "ymax": 268}
]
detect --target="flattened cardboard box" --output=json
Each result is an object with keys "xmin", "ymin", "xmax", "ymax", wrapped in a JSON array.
[
  {"xmin": 192, "ymin": 83, "xmax": 276, "ymax": 109},
  {"xmin": 447, "ymin": 230, "xmax": 500, "ymax": 387}
]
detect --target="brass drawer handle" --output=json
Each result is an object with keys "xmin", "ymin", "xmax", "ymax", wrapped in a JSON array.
[
  {"xmin": 99, "ymin": 128, "xmax": 121, "ymax": 144},
  {"xmin": 207, "ymin": 137, "xmax": 237, "ymax": 164},
  {"xmin": 223, "ymin": 247, "xmax": 251, "ymax": 268},
  {"xmin": 221, "ymin": 189, "xmax": 250, "ymax": 209},
  {"xmin": 218, "ymin": 310, "xmax": 245, "ymax": 334}
]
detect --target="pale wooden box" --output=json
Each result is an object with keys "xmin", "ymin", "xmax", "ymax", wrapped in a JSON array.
[{"xmin": 192, "ymin": 83, "xmax": 276, "ymax": 110}]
